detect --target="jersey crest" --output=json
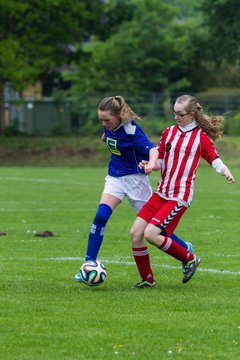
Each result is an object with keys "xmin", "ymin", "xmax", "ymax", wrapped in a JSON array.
[{"xmin": 106, "ymin": 137, "xmax": 121, "ymax": 155}]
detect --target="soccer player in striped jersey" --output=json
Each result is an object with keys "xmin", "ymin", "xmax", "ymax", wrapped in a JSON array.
[
  {"xmin": 74, "ymin": 95, "xmax": 192, "ymax": 282},
  {"xmin": 131, "ymin": 94, "xmax": 234, "ymax": 288}
]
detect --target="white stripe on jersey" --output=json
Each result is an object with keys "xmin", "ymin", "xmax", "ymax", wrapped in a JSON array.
[
  {"xmin": 179, "ymin": 129, "xmax": 201, "ymax": 202},
  {"xmin": 157, "ymin": 125, "xmax": 211, "ymax": 206},
  {"xmin": 167, "ymin": 131, "xmax": 195, "ymax": 197},
  {"xmin": 161, "ymin": 126, "xmax": 175, "ymax": 194}
]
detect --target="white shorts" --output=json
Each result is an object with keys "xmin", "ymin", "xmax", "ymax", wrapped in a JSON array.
[{"xmin": 103, "ymin": 174, "xmax": 152, "ymax": 212}]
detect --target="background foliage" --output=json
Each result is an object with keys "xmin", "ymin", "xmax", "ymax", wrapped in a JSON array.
[{"xmin": 1, "ymin": 0, "xmax": 240, "ymax": 134}]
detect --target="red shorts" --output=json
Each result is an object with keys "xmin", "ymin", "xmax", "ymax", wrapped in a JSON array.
[{"xmin": 137, "ymin": 193, "xmax": 187, "ymax": 236}]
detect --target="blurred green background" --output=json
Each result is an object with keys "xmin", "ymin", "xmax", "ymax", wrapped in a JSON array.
[{"xmin": 1, "ymin": 0, "xmax": 240, "ymax": 138}]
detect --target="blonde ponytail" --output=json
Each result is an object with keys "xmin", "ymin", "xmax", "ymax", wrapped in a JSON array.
[{"xmin": 98, "ymin": 96, "xmax": 141, "ymax": 122}]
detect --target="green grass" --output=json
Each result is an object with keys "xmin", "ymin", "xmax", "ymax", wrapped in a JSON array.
[
  {"xmin": 0, "ymin": 135, "xmax": 239, "ymax": 167},
  {"xmin": 0, "ymin": 166, "xmax": 239, "ymax": 360}
]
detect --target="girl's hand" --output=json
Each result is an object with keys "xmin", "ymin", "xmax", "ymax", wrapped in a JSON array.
[
  {"xmin": 144, "ymin": 162, "xmax": 154, "ymax": 175},
  {"xmin": 138, "ymin": 160, "xmax": 148, "ymax": 170},
  {"xmin": 222, "ymin": 165, "xmax": 235, "ymax": 184},
  {"xmin": 138, "ymin": 160, "xmax": 154, "ymax": 174}
]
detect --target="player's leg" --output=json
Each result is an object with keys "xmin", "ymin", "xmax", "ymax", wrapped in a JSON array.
[
  {"xmin": 170, "ymin": 232, "xmax": 193, "ymax": 274},
  {"xmin": 74, "ymin": 176, "xmax": 125, "ymax": 282},
  {"xmin": 126, "ymin": 174, "xmax": 193, "ymax": 253},
  {"xmin": 74, "ymin": 194, "xmax": 120, "ymax": 282},
  {"xmin": 145, "ymin": 224, "xmax": 200, "ymax": 283},
  {"xmin": 85, "ymin": 193, "xmax": 120, "ymax": 261},
  {"xmin": 131, "ymin": 218, "xmax": 193, "ymax": 276},
  {"xmin": 144, "ymin": 201, "xmax": 201, "ymax": 283},
  {"xmin": 84, "ymin": 175, "xmax": 126, "ymax": 262},
  {"xmin": 126, "ymin": 175, "xmax": 157, "ymax": 287},
  {"xmin": 130, "ymin": 216, "xmax": 157, "ymax": 288},
  {"xmin": 130, "ymin": 191, "xmax": 160, "ymax": 287},
  {"xmin": 170, "ymin": 233, "xmax": 190, "ymax": 249}
]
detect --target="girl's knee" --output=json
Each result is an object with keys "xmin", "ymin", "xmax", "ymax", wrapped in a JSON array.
[
  {"xmin": 144, "ymin": 226, "xmax": 153, "ymax": 241},
  {"xmin": 144, "ymin": 225, "xmax": 162, "ymax": 245},
  {"xmin": 94, "ymin": 204, "xmax": 112, "ymax": 224},
  {"xmin": 130, "ymin": 225, "xmax": 141, "ymax": 240},
  {"xmin": 130, "ymin": 225, "xmax": 144, "ymax": 247}
]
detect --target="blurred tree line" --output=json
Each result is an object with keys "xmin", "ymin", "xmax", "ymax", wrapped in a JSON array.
[{"xmin": 0, "ymin": 0, "xmax": 240, "ymax": 134}]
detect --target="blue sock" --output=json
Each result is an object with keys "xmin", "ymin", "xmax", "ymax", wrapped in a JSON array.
[
  {"xmin": 170, "ymin": 233, "xmax": 188, "ymax": 249},
  {"xmin": 85, "ymin": 204, "xmax": 112, "ymax": 261}
]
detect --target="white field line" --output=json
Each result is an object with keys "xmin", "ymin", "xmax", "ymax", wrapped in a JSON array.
[{"xmin": 1, "ymin": 256, "xmax": 240, "ymax": 276}]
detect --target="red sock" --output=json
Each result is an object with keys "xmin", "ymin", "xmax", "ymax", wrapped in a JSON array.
[
  {"xmin": 132, "ymin": 247, "xmax": 154, "ymax": 282},
  {"xmin": 159, "ymin": 237, "xmax": 194, "ymax": 262}
]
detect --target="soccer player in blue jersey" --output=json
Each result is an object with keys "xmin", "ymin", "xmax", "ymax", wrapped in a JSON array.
[{"xmin": 74, "ymin": 96, "xmax": 192, "ymax": 282}]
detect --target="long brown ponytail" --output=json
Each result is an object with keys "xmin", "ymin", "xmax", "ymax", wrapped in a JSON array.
[{"xmin": 176, "ymin": 95, "xmax": 224, "ymax": 142}]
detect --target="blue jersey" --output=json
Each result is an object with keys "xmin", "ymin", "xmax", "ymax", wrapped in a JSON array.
[{"xmin": 104, "ymin": 120, "xmax": 154, "ymax": 177}]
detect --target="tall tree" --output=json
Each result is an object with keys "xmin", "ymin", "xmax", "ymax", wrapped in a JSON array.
[
  {"xmin": 64, "ymin": 0, "xmax": 208, "ymax": 133},
  {"xmin": 66, "ymin": 0, "xmax": 203, "ymax": 96},
  {"xmin": 0, "ymin": 0, "xmax": 105, "ymax": 132},
  {"xmin": 195, "ymin": 0, "xmax": 240, "ymax": 88},
  {"xmin": 200, "ymin": 0, "xmax": 240, "ymax": 64}
]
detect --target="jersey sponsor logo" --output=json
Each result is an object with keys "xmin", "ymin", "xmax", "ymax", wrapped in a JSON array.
[
  {"xmin": 106, "ymin": 137, "xmax": 121, "ymax": 155},
  {"xmin": 175, "ymin": 144, "xmax": 194, "ymax": 156}
]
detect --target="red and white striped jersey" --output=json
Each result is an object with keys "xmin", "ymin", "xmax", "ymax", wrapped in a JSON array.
[{"xmin": 156, "ymin": 125, "xmax": 219, "ymax": 206}]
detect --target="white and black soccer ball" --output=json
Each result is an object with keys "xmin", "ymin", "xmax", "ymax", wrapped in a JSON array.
[{"xmin": 80, "ymin": 260, "xmax": 107, "ymax": 286}]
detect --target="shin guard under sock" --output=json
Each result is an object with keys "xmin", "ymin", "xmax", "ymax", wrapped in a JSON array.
[
  {"xmin": 85, "ymin": 203, "xmax": 112, "ymax": 261},
  {"xmin": 159, "ymin": 237, "xmax": 194, "ymax": 263},
  {"xmin": 132, "ymin": 246, "xmax": 154, "ymax": 282}
]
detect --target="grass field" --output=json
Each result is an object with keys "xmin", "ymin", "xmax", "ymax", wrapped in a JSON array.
[{"xmin": 0, "ymin": 166, "xmax": 239, "ymax": 360}]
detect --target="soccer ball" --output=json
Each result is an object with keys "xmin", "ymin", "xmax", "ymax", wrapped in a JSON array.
[{"xmin": 80, "ymin": 260, "xmax": 107, "ymax": 286}]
